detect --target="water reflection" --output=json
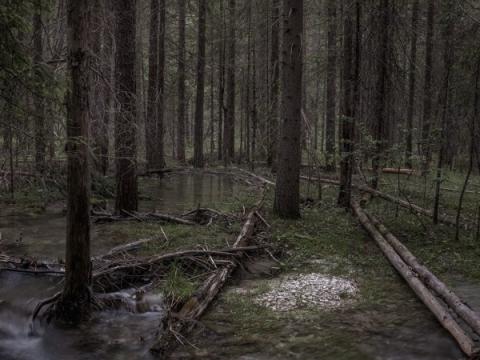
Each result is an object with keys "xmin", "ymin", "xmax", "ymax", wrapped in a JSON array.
[
  {"xmin": 0, "ymin": 173, "xmax": 243, "ymax": 259},
  {"xmin": 140, "ymin": 172, "xmax": 241, "ymax": 213}
]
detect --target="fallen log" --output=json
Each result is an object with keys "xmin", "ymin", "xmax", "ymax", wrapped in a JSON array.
[
  {"xmin": 138, "ymin": 167, "xmax": 184, "ymax": 177},
  {"xmin": 301, "ymin": 175, "xmax": 464, "ymax": 228},
  {"xmin": 0, "ymin": 254, "xmax": 65, "ymax": 274},
  {"xmin": 364, "ymin": 211, "xmax": 480, "ymax": 337},
  {"xmin": 352, "ymin": 200, "xmax": 480, "ymax": 358},
  {"xmin": 98, "ymin": 236, "xmax": 165, "ymax": 260},
  {"xmin": 233, "ymin": 167, "xmax": 276, "ymax": 186},
  {"xmin": 363, "ymin": 167, "xmax": 419, "ymax": 176},
  {"xmin": 150, "ymin": 210, "xmax": 260, "ymax": 356},
  {"xmin": 239, "ymin": 169, "xmax": 463, "ymax": 229},
  {"xmin": 93, "ymin": 212, "xmax": 197, "ymax": 226}
]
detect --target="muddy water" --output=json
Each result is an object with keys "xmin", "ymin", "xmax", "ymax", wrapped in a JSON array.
[
  {"xmin": 0, "ymin": 173, "xmax": 244, "ymax": 359},
  {"xmin": 140, "ymin": 172, "xmax": 242, "ymax": 213},
  {"xmin": 0, "ymin": 172, "xmax": 244, "ymax": 259}
]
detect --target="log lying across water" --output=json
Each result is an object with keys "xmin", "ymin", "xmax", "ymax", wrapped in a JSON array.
[
  {"xmin": 93, "ymin": 211, "xmax": 197, "ymax": 226},
  {"xmin": 352, "ymin": 200, "xmax": 480, "ymax": 358},
  {"xmin": 150, "ymin": 210, "xmax": 260, "ymax": 356}
]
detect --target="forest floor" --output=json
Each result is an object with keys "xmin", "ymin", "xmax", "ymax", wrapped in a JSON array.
[
  {"xmin": 0, "ymin": 167, "xmax": 479, "ymax": 359},
  {"xmin": 168, "ymin": 169, "xmax": 480, "ymax": 359}
]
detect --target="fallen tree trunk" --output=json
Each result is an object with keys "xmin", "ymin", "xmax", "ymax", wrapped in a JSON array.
[
  {"xmin": 150, "ymin": 210, "xmax": 259, "ymax": 356},
  {"xmin": 300, "ymin": 175, "xmax": 464, "ymax": 228},
  {"xmin": 138, "ymin": 168, "xmax": 178, "ymax": 176},
  {"xmin": 233, "ymin": 167, "xmax": 276, "ymax": 186},
  {"xmin": 0, "ymin": 254, "xmax": 65, "ymax": 274},
  {"xmin": 364, "ymin": 167, "xmax": 419, "ymax": 176},
  {"xmin": 351, "ymin": 200, "xmax": 480, "ymax": 358},
  {"xmin": 93, "ymin": 212, "xmax": 197, "ymax": 226},
  {"xmin": 241, "ymin": 168, "xmax": 462, "ymax": 228},
  {"xmin": 364, "ymin": 211, "xmax": 480, "ymax": 337}
]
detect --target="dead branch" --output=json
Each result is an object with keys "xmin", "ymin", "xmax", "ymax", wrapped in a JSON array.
[
  {"xmin": 93, "ymin": 212, "xmax": 197, "ymax": 226},
  {"xmin": 150, "ymin": 210, "xmax": 260, "ymax": 356}
]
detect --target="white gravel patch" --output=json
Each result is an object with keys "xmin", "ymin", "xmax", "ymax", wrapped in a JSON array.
[{"xmin": 254, "ymin": 273, "xmax": 358, "ymax": 312}]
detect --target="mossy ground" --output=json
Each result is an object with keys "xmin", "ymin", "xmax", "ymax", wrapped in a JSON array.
[{"xmin": 174, "ymin": 169, "xmax": 478, "ymax": 359}]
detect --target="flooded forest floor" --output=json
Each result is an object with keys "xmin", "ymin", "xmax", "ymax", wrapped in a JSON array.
[{"xmin": 0, "ymin": 167, "xmax": 479, "ymax": 359}]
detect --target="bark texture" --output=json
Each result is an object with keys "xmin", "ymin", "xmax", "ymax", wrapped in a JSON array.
[
  {"xmin": 176, "ymin": 0, "xmax": 186, "ymax": 163},
  {"xmin": 55, "ymin": 0, "xmax": 92, "ymax": 324},
  {"xmin": 273, "ymin": 0, "xmax": 303, "ymax": 219},
  {"xmin": 33, "ymin": 0, "xmax": 46, "ymax": 173},
  {"xmin": 193, "ymin": 0, "xmax": 207, "ymax": 168},
  {"xmin": 114, "ymin": 0, "xmax": 138, "ymax": 214},
  {"xmin": 325, "ymin": 0, "xmax": 337, "ymax": 171},
  {"xmin": 405, "ymin": 0, "xmax": 419, "ymax": 168},
  {"xmin": 337, "ymin": 0, "xmax": 355, "ymax": 208}
]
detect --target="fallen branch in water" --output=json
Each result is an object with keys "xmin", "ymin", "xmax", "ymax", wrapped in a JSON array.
[
  {"xmin": 150, "ymin": 210, "xmax": 260, "ymax": 356},
  {"xmin": 233, "ymin": 167, "xmax": 276, "ymax": 186},
  {"xmin": 351, "ymin": 199, "xmax": 480, "ymax": 358},
  {"xmin": 93, "ymin": 211, "xmax": 197, "ymax": 226}
]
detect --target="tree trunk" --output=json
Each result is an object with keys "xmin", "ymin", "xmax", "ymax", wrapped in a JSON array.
[
  {"xmin": 251, "ymin": 16, "xmax": 258, "ymax": 171},
  {"xmin": 146, "ymin": 0, "xmax": 159, "ymax": 169},
  {"xmin": 153, "ymin": 0, "xmax": 166, "ymax": 169},
  {"xmin": 433, "ymin": 6, "xmax": 454, "ymax": 224},
  {"xmin": 193, "ymin": 0, "xmax": 207, "ymax": 168},
  {"xmin": 224, "ymin": 0, "xmax": 236, "ymax": 165},
  {"xmin": 371, "ymin": 0, "xmax": 389, "ymax": 190},
  {"xmin": 55, "ymin": 0, "xmax": 92, "ymax": 324},
  {"xmin": 217, "ymin": 0, "xmax": 226, "ymax": 161},
  {"xmin": 114, "ymin": 0, "xmax": 138, "ymax": 214},
  {"xmin": 268, "ymin": 0, "xmax": 280, "ymax": 168},
  {"xmin": 245, "ymin": 0, "xmax": 252, "ymax": 163},
  {"xmin": 325, "ymin": 0, "xmax": 337, "ymax": 172},
  {"xmin": 405, "ymin": 0, "xmax": 419, "ymax": 169},
  {"xmin": 337, "ymin": 0, "xmax": 355, "ymax": 208},
  {"xmin": 176, "ymin": 0, "xmax": 186, "ymax": 163},
  {"xmin": 273, "ymin": 0, "xmax": 303, "ymax": 219},
  {"xmin": 33, "ymin": 0, "xmax": 46, "ymax": 173},
  {"xmin": 421, "ymin": 0, "xmax": 435, "ymax": 173}
]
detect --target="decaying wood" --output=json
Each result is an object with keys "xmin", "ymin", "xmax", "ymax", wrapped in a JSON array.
[
  {"xmin": 0, "ymin": 254, "xmax": 65, "ymax": 274},
  {"xmin": 93, "ymin": 211, "xmax": 197, "ymax": 226},
  {"xmin": 301, "ymin": 175, "xmax": 465, "ymax": 228},
  {"xmin": 364, "ymin": 167, "xmax": 419, "ymax": 176},
  {"xmin": 365, "ymin": 211, "xmax": 480, "ymax": 337},
  {"xmin": 233, "ymin": 167, "xmax": 276, "ymax": 186},
  {"xmin": 237, "ymin": 169, "xmax": 465, "ymax": 229},
  {"xmin": 150, "ymin": 210, "xmax": 260, "ymax": 356},
  {"xmin": 138, "ymin": 168, "xmax": 179, "ymax": 176},
  {"xmin": 352, "ymin": 200, "xmax": 480, "ymax": 358}
]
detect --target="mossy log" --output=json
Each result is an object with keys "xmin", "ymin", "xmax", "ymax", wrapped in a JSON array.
[
  {"xmin": 150, "ymin": 210, "xmax": 260, "ymax": 356},
  {"xmin": 352, "ymin": 199, "xmax": 480, "ymax": 358}
]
